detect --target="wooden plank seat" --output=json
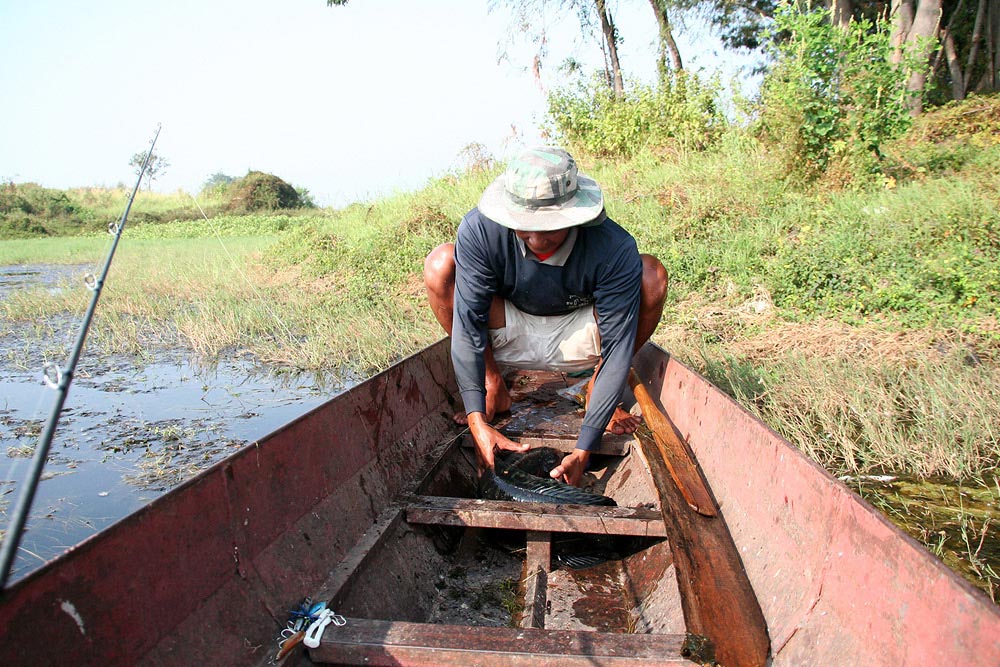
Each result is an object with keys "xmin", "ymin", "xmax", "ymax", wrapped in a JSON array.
[
  {"xmin": 402, "ymin": 495, "xmax": 668, "ymax": 537},
  {"xmin": 307, "ymin": 618, "xmax": 693, "ymax": 666}
]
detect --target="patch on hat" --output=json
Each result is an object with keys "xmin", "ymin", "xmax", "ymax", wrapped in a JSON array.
[{"xmin": 478, "ymin": 146, "xmax": 605, "ymax": 231}]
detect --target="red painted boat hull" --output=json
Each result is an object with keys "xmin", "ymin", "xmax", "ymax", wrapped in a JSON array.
[
  {"xmin": 0, "ymin": 339, "xmax": 997, "ymax": 666},
  {"xmin": 633, "ymin": 345, "xmax": 1000, "ymax": 666}
]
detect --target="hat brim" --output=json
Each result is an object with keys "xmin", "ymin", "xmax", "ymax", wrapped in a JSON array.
[{"xmin": 478, "ymin": 173, "xmax": 605, "ymax": 231}]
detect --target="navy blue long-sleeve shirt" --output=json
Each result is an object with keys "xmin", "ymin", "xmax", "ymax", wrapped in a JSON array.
[{"xmin": 452, "ymin": 207, "xmax": 643, "ymax": 452}]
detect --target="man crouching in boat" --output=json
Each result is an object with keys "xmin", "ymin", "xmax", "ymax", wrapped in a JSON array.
[{"xmin": 424, "ymin": 146, "xmax": 668, "ymax": 486}]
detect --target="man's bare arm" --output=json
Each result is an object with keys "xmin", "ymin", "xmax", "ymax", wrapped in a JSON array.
[
  {"xmin": 549, "ymin": 448, "xmax": 591, "ymax": 487},
  {"xmin": 466, "ymin": 412, "xmax": 529, "ymax": 473}
]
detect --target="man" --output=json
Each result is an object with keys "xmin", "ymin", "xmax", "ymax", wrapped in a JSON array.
[{"xmin": 424, "ymin": 146, "xmax": 668, "ymax": 486}]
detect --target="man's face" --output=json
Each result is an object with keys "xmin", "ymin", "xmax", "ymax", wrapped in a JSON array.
[{"xmin": 514, "ymin": 228, "xmax": 570, "ymax": 257}]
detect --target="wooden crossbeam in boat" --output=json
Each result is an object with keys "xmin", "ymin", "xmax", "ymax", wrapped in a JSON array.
[
  {"xmin": 521, "ymin": 530, "xmax": 551, "ymax": 629},
  {"xmin": 307, "ymin": 618, "xmax": 691, "ymax": 666},
  {"xmin": 401, "ymin": 495, "xmax": 667, "ymax": 537}
]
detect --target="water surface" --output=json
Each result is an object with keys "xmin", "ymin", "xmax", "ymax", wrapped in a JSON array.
[{"xmin": 0, "ymin": 264, "xmax": 341, "ymax": 582}]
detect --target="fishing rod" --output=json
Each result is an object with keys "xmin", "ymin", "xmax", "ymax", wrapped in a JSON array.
[{"xmin": 0, "ymin": 125, "xmax": 162, "ymax": 591}]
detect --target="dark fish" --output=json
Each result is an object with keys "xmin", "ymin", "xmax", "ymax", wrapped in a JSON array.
[
  {"xmin": 478, "ymin": 448, "xmax": 623, "ymax": 569},
  {"xmin": 479, "ymin": 449, "xmax": 616, "ymax": 507},
  {"xmin": 552, "ymin": 532, "xmax": 620, "ymax": 570},
  {"xmin": 504, "ymin": 447, "xmax": 562, "ymax": 478},
  {"xmin": 554, "ymin": 552, "xmax": 610, "ymax": 570}
]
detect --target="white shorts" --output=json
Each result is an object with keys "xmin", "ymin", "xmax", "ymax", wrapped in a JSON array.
[{"xmin": 489, "ymin": 301, "xmax": 601, "ymax": 372}]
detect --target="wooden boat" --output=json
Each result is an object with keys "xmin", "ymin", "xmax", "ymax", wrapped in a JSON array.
[{"xmin": 1, "ymin": 339, "xmax": 998, "ymax": 666}]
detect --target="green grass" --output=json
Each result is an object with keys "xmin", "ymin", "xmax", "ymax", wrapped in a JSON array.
[
  {"xmin": 703, "ymin": 347, "xmax": 1000, "ymax": 478},
  {"xmin": 0, "ymin": 182, "xmax": 321, "ymax": 238},
  {"xmin": 0, "ymin": 236, "xmax": 110, "ymax": 265}
]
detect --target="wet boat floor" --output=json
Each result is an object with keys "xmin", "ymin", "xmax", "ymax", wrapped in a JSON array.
[
  {"xmin": 414, "ymin": 368, "xmax": 680, "ymax": 634},
  {"xmin": 422, "ymin": 526, "xmax": 650, "ymax": 633},
  {"xmin": 423, "ymin": 527, "xmax": 523, "ymax": 627}
]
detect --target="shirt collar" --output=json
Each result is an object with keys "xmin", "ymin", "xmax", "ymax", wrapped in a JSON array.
[{"xmin": 514, "ymin": 227, "xmax": 578, "ymax": 267}]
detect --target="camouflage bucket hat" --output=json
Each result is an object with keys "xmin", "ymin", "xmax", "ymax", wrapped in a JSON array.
[{"xmin": 478, "ymin": 146, "xmax": 605, "ymax": 231}]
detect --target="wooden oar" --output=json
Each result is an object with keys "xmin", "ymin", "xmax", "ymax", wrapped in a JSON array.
[
  {"xmin": 628, "ymin": 369, "xmax": 716, "ymax": 517},
  {"xmin": 628, "ymin": 366, "xmax": 770, "ymax": 667}
]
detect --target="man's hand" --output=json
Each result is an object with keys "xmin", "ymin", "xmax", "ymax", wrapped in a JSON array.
[
  {"xmin": 549, "ymin": 449, "xmax": 591, "ymax": 487},
  {"xmin": 467, "ymin": 412, "xmax": 529, "ymax": 474}
]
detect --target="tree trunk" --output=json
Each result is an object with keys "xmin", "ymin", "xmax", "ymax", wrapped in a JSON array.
[
  {"xmin": 890, "ymin": 0, "xmax": 916, "ymax": 64},
  {"xmin": 931, "ymin": 0, "xmax": 966, "ymax": 101},
  {"xmin": 942, "ymin": 28, "xmax": 966, "ymax": 100},
  {"xmin": 830, "ymin": 0, "xmax": 854, "ymax": 29},
  {"xmin": 595, "ymin": 0, "xmax": 624, "ymax": 98},
  {"xmin": 648, "ymin": 0, "xmax": 684, "ymax": 81},
  {"xmin": 993, "ymin": 0, "xmax": 1000, "ymax": 89},
  {"xmin": 964, "ymin": 0, "xmax": 987, "ymax": 94},
  {"xmin": 904, "ymin": 0, "xmax": 944, "ymax": 115},
  {"xmin": 664, "ymin": 29, "xmax": 682, "ymax": 73}
]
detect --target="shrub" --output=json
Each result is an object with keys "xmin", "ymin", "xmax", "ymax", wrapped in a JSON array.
[
  {"xmin": 883, "ymin": 93, "xmax": 1000, "ymax": 179},
  {"xmin": 756, "ymin": 1, "xmax": 915, "ymax": 186},
  {"xmin": 768, "ymin": 182, "xmax": 1000, "ymax": 322},
  {"xmin": 545, "ymin": 71, "xmax": 727, "ymax": 158},
  {"xmin": 0, "ymin": 181, "xmax": 95, "ymax": 237},
  {"xmin": 226, "ymin": 171, "xmax": 303, "ymax": 213}
]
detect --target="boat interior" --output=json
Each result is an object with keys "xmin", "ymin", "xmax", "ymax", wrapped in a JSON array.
[{"xmin": 293, "ymin": 368, "xmax": 700, "ymax": 666}]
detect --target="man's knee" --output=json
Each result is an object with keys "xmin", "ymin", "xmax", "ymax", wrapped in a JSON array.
[
  {"xmin": 640, "ymin": 254, "xmax": 669, "ymax": 305},
  {"xmin": 424, "ymin": 243, "xmax": 455, "ymax": 290}
]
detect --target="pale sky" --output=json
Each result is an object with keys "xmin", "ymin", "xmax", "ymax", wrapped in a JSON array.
[{"xmin": 0, "ymin": 1, "xmax": 756, "ymax": 207}]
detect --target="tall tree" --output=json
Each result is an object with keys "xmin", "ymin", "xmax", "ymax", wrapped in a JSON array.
[
  {"xmin": 699, "ymin": 0, "xmax": 779, "ymax": 51},
  {"xmin": 889, "ymin": 0, "xmax": 916, "ymax": 61},
  {"xmin": 900, "ymin": 0, "xmax": 944, "ymax": 114},
  {"xmin": 595, "ymin": 0, "xmax": 626, "ymax": 95},
  {"xmin": 962, "ymin": 0, "xmax": 986, "ymax": 92},
  {"xmin": 648, "ymin": 0, "xmax": 685, "ymax": 78},
  {"xmin": 325, "ymin": 0, "xmax": 996, "ymax": 108},
  {"xmin": 992, "ymin": 0, "xmax": 1000, "ymax": 90},
  {"xmin": 889, "ymin": 0, "xmax": 999, "ymax": 111},
  {"xmin": 830, "ymin": 0, "xmax": 853, "ymax": 27},
  {"xmin": 697, "ymin": 0, "xmax": 997, "ymax": 111}
]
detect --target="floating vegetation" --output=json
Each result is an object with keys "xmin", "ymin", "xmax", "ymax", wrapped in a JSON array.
[
  {"xmin": 849, "ymin": 474, "xmax": 1000, "ymax": 602},
  {"xmin": 6, "ymin": 445, "xmax": 34, "ymax": 459},
  {"xmin": 10, "ymin": 420, "xmax": 43, "ymax": 440},
  {"xmin": 115, "ymin": 419, "xmax": 245, "ymax": 491},
  {"xmin": 0, "ymin": 286, "xmax": 332, "ymax": 582}
]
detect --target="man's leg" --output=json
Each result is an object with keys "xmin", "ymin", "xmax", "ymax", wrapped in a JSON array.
[
  {"xmin": 423, "ymin": 243, "xmax": 512, "ymax": 422},
  {"xmin": 636, "ymin": 254, "xmax": 669, "ymax": 352}
]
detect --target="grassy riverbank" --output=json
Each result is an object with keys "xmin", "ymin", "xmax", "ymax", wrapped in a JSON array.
[{"xmin": 2, "ymin": 99, "xmax": 999, "ymax": 599}]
